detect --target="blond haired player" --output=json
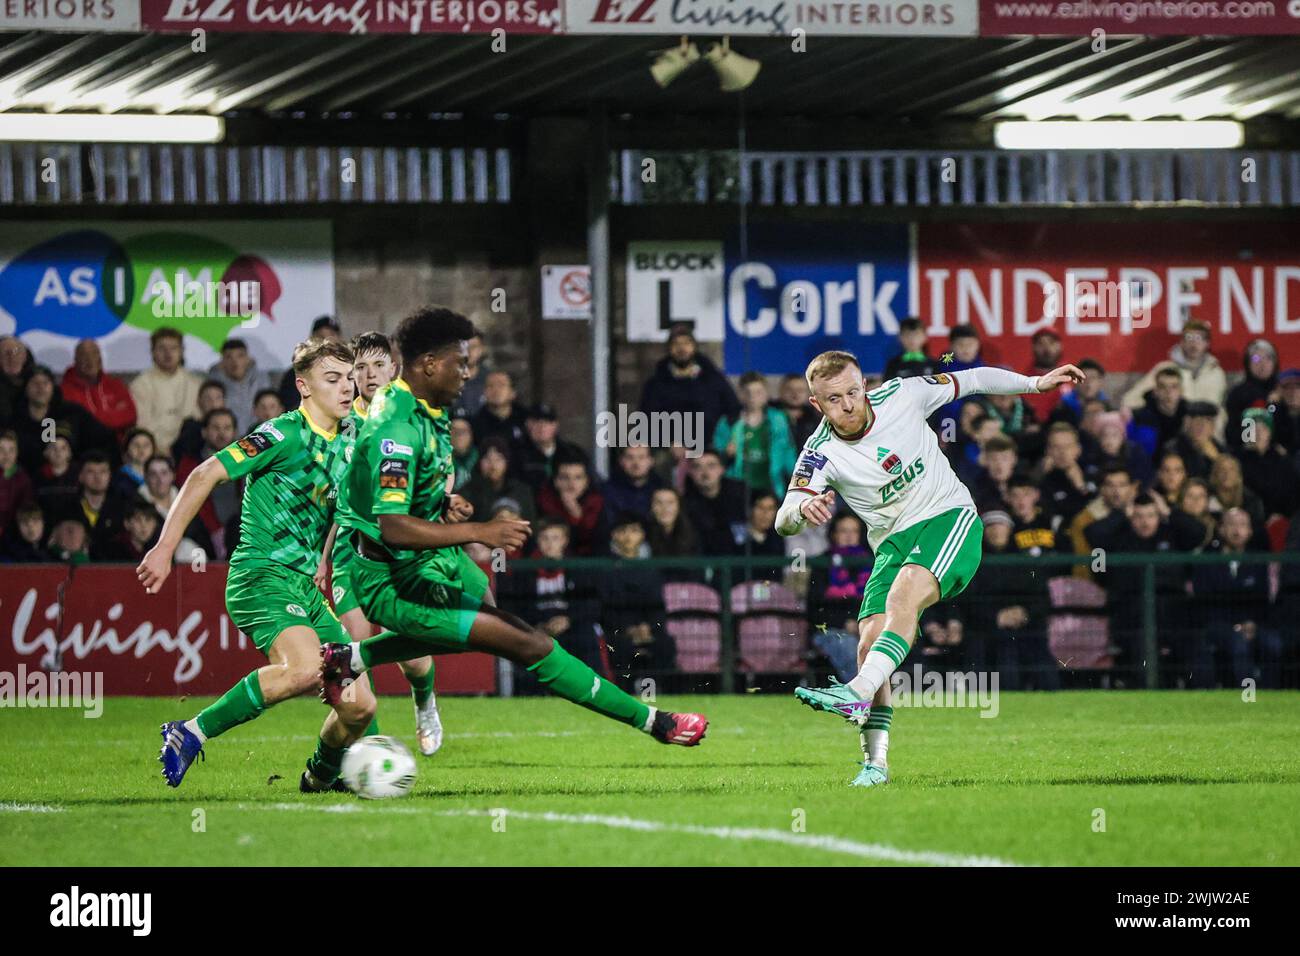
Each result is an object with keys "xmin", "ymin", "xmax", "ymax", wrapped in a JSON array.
[{"xmin": 777, "ymin": 351, "xmax": 1082, "ymax": 787}]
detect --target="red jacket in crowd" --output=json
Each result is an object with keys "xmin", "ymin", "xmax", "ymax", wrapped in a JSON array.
[{"xmin": 60, "ymin": 367, "xmax": 137, "ymax": 440}]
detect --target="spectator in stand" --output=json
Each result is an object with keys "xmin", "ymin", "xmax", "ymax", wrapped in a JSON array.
[
  {"xmin": 1192, "ymin": 507, "xmax": 1282, "ymax": 688},
  {"xmin": 484, "ymin": 499, "xmax": 530, "ymax": 562},
  {"xmin": 951, "ymin": 405, "xmax": 1002, "ymax": 482},
  {"xmin": 1236, "ymin": 408, "xmax": 1300, "ymax": 520},
  {"xmin": 277, "ymin": 317, "xmax": 339, "ymax": 411},
  {"xmin": 0, "ymin": 429, "xmax": 33, "ymax": 534},
  {"xmin": 92, "ymin": 500, "xmax": 162, "ymax": 563},
  {"xmin": 1065, "ymin": 465, "xmax": 1136, "ymax": 571},
  {"xmin": 600, "ymin": 513, "xmax": 673, "ymax": 685},
  {"xmin": 1129, "ymin": 366, "xmax": 1187, "ymax": 455},
  {"xmin": 0, "ymin": 502, "xmax": 49, "ymax": 563},
  {"xmin": 1207, "ymin": 454, "xmax": 1267, "ymax": 537},
  {"xmin": 1023, "ymin": 329, "xmax": 1066, "ymax": 424},
  {"xmin": 882, "ymin": 317, "xmax": 937, "ymax": 381},
  {"xmin": 470, "ymin": 370, "xmax": 527, "ymax": 454},
  {"xmin": 60, "ymin": 339, "xmax": 136, "ymax": 442},
  {"xmin": 971, "ymin": 434, "xmax": 1018, "ymax": 513},
  {"xmin": 538, "ymin": 454, "xmax": 605, "ymax": 556},
  {"xmin": 713, "ymin": 371, "xmax": 796, "ymax": 499},
  {"xmin": 602, "ymin": 444, "xmax": 663, "ymax": 525},
  {"xmin": 499, "ymin": 518, "xmax": 606, "ymax": 692},
  {"xmin": 1086, "ymin": 492, "xmax": 1205, "ymax": 681},
  {"xmin": 207, "ymin": 337, "xmax": 268, "ymax": 432},
  {"xmin": 129, "ymin": 327, "xmax": 203, "ymax": 454},
  {"xmin": 1276, "ymin": 511, "xmax": 1300, "ymax": 685},
  {"xmin": 1037, "ymin": 422, "xmax": 1093, "ymax": 528},
  {"xmin": 0, "ymin": 334, "xmax": 34, "ymax": 425},
  {"xmin": 138, "ymin": 454, "xmax": 215, "ymax": 559},
  {"xmin": 1123, "ymin": 320, "xmax": 1227, "ymax": 433},
  {"xmin": 1161, "ymin": 401, "xmax": 1224, "ymax": 480},
  {"xmin": 176, "ymin": 408, "xmax": 239, "ymax": 555},
  {"xmin": 959, "ymin": 511, "xmax": 1058, "ymax": 691},
  {"xmin": 981, "ymin": 389, "xmax": 1041, "ymax": 454},
  {"xmin": 1006, "ymin": 474, "xmax": 1058, "ymax": 556},
  {"xmin": 1048, "ymin": 358, "xmax": 1109, "ymax": 428},
  {"xmin": 113, "ymin": 428, "xmax": 156, "ymax": 499},
  {"xmin": 462, "ymin": 437, "xmax": 536, "ymax": 524},
  {"xmin": 934, "ymin": 323, "xmax": 983, "ymax": 424},
  {"xmin": 249, "ymin": 388, "xmax": 285, "ymax": 430},
  {"xmin": 773, "ymin": 373, "xmax": 819, "ymax": 450},
  {"xmin": 47, "ymin": 518, "xmax": 90, "ymax": 564},
  {"xmin": 639, "ymin": 323, "xmax": 739, "ymax": 444},
  {"xmin": 450, "ymin": 413, "xmax": 478, "ymax": 493},
  {"xmin": 683, "ymin": 449, "xmax": 748, "ymax": 554},
  {"xmin": 1084, "ymin": 410, "xmax": 1152, "ymax": 486},
  {"xmin": 172, "ymin": 379, "xmax": 227, "ymax": 464},
  {"xmin": 1151, "ymin": 451, "xmax": 1188, "ymax": 511},
  {"xmin": 652, "ymin": 444, "xmax": 692, "ymax": 496},
  {"xmin": 1175, "ymin": 477, "xmax": 1216, "ymax": 551},
  {"xmin": 33, "ymin": 433, "xmax": 79, "ymax": 509},
  {"xmin": 646, "ymin": 487, "xmax": 701, "ymax": 567},
  {"xmin": 731, "ymin": 491, "xmax": 785, "ymax": 582},
  {"xmin": 456, "ymin": 333, "xmax": 489, "ymax": 417},
  {"xmin": 45, "ymin": 451, "xmax": 129, "ymax": 554},
  {"xmin": 1272, "ymin": 368, "xmax": 1300, "ymax": 462},
  {"xmin": 1224, "ymin": 338, "xmax": 1279, "ymax": 451},
  {"xmin": 14, "ymin": 366, "xmax": 116, "ymax": 475},
  {"xmin": 517, "ymin": 402, "xmax": 587, "ymax": 491},
  {"xmin": 807, "ymin": 511, "xmax": 871, "ymax": 632}
]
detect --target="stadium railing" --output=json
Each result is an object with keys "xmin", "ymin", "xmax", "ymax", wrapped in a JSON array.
[{"xmin": 494, "ymin": 552, "xmax": 1300, "ymax": 694}]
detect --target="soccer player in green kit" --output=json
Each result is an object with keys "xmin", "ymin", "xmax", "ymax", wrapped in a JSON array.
[
  {"xmin": 321, "ymin": 306, "xmax": 709, "ymax": 748},
  {"xmin": 317, "ymin": 331, "xmax": 446, "ymax": 756},
  {"xmin": 143, "ymin": 338, "xmax": 378, "ymax": 791}
]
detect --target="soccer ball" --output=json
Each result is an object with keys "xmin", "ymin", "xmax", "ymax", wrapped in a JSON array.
[{"xmin": 340, "ymin": 736, "xmax": 417, "ymax": 799}]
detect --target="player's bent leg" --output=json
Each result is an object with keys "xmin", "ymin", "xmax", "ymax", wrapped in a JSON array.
[{"xmin": 302, "ymin": 668, "xmax": 377, "ymax": 793}]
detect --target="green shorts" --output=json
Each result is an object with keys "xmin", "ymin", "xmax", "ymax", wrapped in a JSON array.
[
  {"xmin": 334, "ymin": 534, "xmax": 488, "ymax": 648},
  {"xmin": 859, "ymin": 507, "xmax": 983, "ymax": 620},
  {"xmin": 226, "ymin": 560, "xmax": 346, "ymax": 654}
]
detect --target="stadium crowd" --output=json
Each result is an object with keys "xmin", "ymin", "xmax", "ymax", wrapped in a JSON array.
[{"xmin": 2, "ymin": 316, "xmax": 1298, "ymax": 690}]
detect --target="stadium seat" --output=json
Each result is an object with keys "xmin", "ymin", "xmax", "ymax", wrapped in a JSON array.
[
  {"xmin": 1048, "ymin": 575, "xmax": 1107, "ymax": 610},
  {"xmin": 663, "ymin": 582, "xmax": 722, "ymax": 674},
  {"xmin": 1047, "ymin": 614, "xmax": 1114, "ymax": 670},
  {"xmin": 730, "ymin": 581, "xmax": 809, "ymax": 674}
]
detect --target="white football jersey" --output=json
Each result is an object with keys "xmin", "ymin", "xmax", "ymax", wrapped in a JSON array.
[{"xmin": 789, "ymin": 373, "xmax": 975, "ymax": 552}]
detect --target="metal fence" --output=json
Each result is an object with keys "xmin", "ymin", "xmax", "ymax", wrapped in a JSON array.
[{"xmin": 493, "ymin": 551, "xmax": 1300, "ymax": 694}]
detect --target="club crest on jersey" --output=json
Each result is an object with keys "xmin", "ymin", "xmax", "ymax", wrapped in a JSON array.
[
  {"xmin": 286, "ymin": 603, "xmax": 307, "ymax": 617},
  {"xmin": 877, "ymin": 447, "xmax": 903, "ymax": 475}
]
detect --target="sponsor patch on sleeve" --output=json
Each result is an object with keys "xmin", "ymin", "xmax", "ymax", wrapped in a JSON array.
[
  {"xmin": 793, "ymin": 451, "xmax": 828, "ymax": 479},
  {"xmin": 236, "ymin": 433, "xmax": 273, "ymax": 458},
  {"xmin": 379, "ymin": 458, "xmax": 409, "ymax": 489},
  {"xmin": 380, "ymin": 438, "xmax": 414, "ymax": 456},
  {"xmin": 922, "ymin": 373, "xmax": 952, "ymax": 386}
]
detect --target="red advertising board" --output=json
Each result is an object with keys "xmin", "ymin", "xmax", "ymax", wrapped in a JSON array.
[
  {"xmin": 0, "ymin": 563, "xmax": 496, "ymax": 696},
  {"xmin": 916, "ymin": 222, "xmax": 1300, "ymax": 373},
  {"xmin": 140, "ymin": 0, "xmax": 562, "ymax": 34},
  {"xmin": 980, "ymin": 0, "xmax": 1300, "ymax": 36}
]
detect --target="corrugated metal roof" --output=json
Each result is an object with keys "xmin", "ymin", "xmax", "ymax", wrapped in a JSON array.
[{"xmin": 0, "ymin": 32, "xmax": 1298, "ymax": 124}]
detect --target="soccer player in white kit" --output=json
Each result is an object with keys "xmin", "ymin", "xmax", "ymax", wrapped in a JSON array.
[{"xmin": 776, "ymin": 350, "xmax": 1083, "ymax": 787}]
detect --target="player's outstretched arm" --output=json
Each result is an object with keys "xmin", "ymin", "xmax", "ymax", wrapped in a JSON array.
[
  {"xmin": 952, "ymin": 364, "xmax": 1081, "ymax": 397},
  {"xmin": 377, "ymin": 512, "xmax": 530, "ymax": 553},
  {"xmin": 315, "ymin": 522, "xmax": 340, "ymax": 593},
  {"xmin": 776, "ymin": 490, "xmax": 835, "ymax": 536},
  {"xmin": 137, "ymin": 456, "xmax": 229, "ymax": 593},
  {"xmin": 1033, "ymin": 364, "xmax": 1087, "ymax": 392}
]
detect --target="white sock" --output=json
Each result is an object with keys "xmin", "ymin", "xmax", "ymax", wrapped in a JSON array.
[
  {"xmin": 847, "ymin": 650, "xmax": 896, "ymax": 700},
  {"xmin": 349, "ymin": 642, "xmax": 366, "ymax": 674},
  {"xmin": 866, "ymin": 729, "xmax": 890, "ymax": 768},
  {"xmin": 641, "ymin": 707, "xmax": 658, "ymax": 734},
  {"xmin": 183, "ymin": 718, "xmax": 206, "ymax": 743}
]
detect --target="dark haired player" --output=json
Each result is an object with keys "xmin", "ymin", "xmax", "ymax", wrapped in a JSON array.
[{"xmin": 322, "ymin": 307, "xmax": 708, "ymax": 747}]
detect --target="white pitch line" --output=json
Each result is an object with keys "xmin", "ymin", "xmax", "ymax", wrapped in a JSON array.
[
  {"xmin": 0, "ymin": 802, "xmax": 65, "ymax": 813},
  {"xmin": 249, "ymin": 803, "xmax": 1020, "ymax": 867}
]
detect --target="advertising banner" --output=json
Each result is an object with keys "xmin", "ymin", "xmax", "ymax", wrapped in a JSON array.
[
  {"xmin": 0, "ymin": 0, "xmax": 140, "ymax": 31},
  {"xmin": 0, "ymin": 220, "xmax": 334, "ymax": 374},
  {"xmin": 980, "ymin": 0, "xmax": 1300, "ymax": 37},
  {"xmin": 567, "ymin": 0, "xmax": 979, "ymax": 35},
  {"xmin": 140, "ymin": 0, "xmax": 562, "ymax": 34}
]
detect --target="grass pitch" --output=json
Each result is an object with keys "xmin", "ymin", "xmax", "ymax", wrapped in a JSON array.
[{"xmin": 2, "ymin": 691, "xmax": 1298, "ymax": 866}]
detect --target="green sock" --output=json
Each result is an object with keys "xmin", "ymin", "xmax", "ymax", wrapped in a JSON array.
[
  {"xmin": 528, "ymin": 640, "xmax": 651, "ymax": 730},
  {"xmin": 360, "ymin": 632, "xmax": 429, "ymax": 668},
  {"xmin": 306, "ymin": 738, "xmax": 346, "ymax": 783},
  {"xmin": 862, "ymin": 705, "xmax": 895, "ymax": 765},
  {"xmin": 194, "ymin": 672, "xmax": 265, "ymax": 739},
  {"xmin": 363, "ymin": 671, "xmax": 381, "ymax": 737},
  {"xmin": 864, "ymin": 705, "xmax": 894, "ymax": 733},
  {"xmin": 406, "ymin": 664, "xmax": 435, "ymax": 709}
]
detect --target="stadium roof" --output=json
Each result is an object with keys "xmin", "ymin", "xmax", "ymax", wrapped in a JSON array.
[{"xmin": 1, "ymin": 31, "xmax": 1299, "ymax": 137}]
